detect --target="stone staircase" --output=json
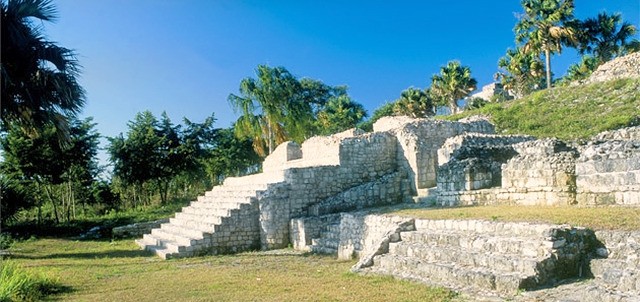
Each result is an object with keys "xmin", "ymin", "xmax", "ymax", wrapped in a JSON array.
[
  {"xmin": 309, "ymin": 223, "xmax": 340, "ymax": 254},
  {"xmin": 136, "ymin": 173, "xmax": 285, "ymax": 259},
  {"xmin": 361, "ymin": 219, "xmax": 593, "ymax": 296}
]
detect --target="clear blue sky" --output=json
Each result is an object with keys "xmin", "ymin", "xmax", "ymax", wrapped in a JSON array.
[{"xmin": 46, "ymin": 0, "xmax": 639, "ymax": 141}]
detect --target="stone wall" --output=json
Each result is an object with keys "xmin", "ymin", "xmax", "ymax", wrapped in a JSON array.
[
  {"xmin": 576, "ymin": 140, "xmax": 640, "ymax": 205},
  {"xmin": 437, "ymin": 134, "xmax": 534, "ymax": 193},
  {"xmin": 307, "ymin": 171, "xmax": 410, "ymax": 216},
  {"xmin": 259, "ymin": 131, "xmax": 400, "ymax": 249},
  {"xmin": 262, "ymin": 141, "xmax": 302, "ymax": 172},
  {"xmin": 374, "ymin": 116, "xmax": 495, "ymax": 193},
  {"xmin": 583, "ymin": 52, "xmax": 640, "ymax": 84},
  {"xmin": 289, "ymin": 214, "xmax": 340, "ymax": 251},
  {"xmin": 437, "ymin": 138, "xmax": 580, "ymax": 206},
  {"xmin": 289, "ymin": 211, "xmax": 415, "ymax": 261}
]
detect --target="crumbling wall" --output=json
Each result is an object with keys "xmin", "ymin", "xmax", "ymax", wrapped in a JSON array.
[
  {"xmin": 438, "ymin": 138, "xmax": 578, "ymax": 206},
  {"xmin": 262, "ymin": 141, "xmax": 302, "ymax": 172},
  {"xmin": 374, "ymin": 116, "xmax": 495, "ymax": 193},
  {"xmin": 259, "ymin": 131, "xmax": 400, "ymax": 249},
  {"xmin": 437, "ymin": 134, "xmax": 534, "ymax": 194},
  {"xmin": 576, "ymin": 130, "xmax": 640, "ymax": 205}
]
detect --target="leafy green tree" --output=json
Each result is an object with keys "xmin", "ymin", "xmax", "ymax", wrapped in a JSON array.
[
  {"xmin": 203, "ymin": 128, "xmax": 260, "ymax": 185},
  {"xmin": 299, "ymin": 78, "xmax": 348, "ymax": 114},
  {"xmin": 358, "ymin": 102, "xmax": 396, "ymax": 132},
  {"xmin": 108, "ymin": 111, "xmax": 220, "ymax": 205},
  {"xmin": 0, "ymin": 117, "xmax": 99, "ymax": 223},
  {"xmin": 316, "ymin": 95, "xmax": 367, "ymax": 135},
  {"xmin": 577, "ymin": 12, "xmax": 639, "ymax": 63},
  {"xmin": 558, "ymin": 55, "xmax": 599, "ymax": 84},
  {"xmin": 1, "ymin": 0, "xmax": 85, "ymax": 136},
  {"xmin": 430, "ymin": 61, "xmax": 477, "ymax": 114},
  {"xmin": 465, "ymin": 97, "xmax": 489, "ymax": 110},
  {"xmin": 392, "ymin": 87, "xmax": 435, "ymax": 118},
  {"xmin": 495, "ymin": 47, "xmax": 545, "ymax": 98},
  {"xmin": 228, "ymin": 65, "xmax": 314, "ymax": 157},
  {"xmin": 515, "ymin": 0, "xmax": 577, "ymax": 89}
]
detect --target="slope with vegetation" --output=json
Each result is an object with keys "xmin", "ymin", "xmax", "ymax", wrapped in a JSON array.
[{"xmin": 447, "ymin": 77, "xmax": 640, "ymax": 140}]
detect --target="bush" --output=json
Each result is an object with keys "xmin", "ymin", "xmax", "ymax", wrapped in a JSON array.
[
  {"xmin": 0, "ymin": 261, "xmax": 62, "ymax": 302},
  {"xmin": 0, "ymin": 234, "xmax": 14, "ymax": 250}
]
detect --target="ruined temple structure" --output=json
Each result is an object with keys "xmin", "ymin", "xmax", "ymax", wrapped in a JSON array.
[
  {"xmin": 136, "ymin": 116, "xmax": 495, "ymax": 258},
  {"xmin": 137, "ymin": 116, "xmax": 640, "ymax": 299}
]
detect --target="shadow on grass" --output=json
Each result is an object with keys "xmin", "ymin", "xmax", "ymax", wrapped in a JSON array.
[{"xmin": 8, "ymin": 248, "xmax": 153, "ymax": 260}]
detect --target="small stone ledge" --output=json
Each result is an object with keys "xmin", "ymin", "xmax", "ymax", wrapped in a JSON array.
[{"xmin": 113, "ymin": 218, "xmax": 169, "ymax": 238}]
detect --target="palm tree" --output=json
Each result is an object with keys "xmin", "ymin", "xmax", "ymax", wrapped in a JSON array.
[
  {"xmin": 1, "ymin": 0, "xmax": 85, "ymax": 136},
  {"xmin": 392, "ymin": 87, "xmax": 435, "ymax": 118},
  {"xmin": 496, "ymin": 47, "xmax": 545, "ymax": 98},
  {"xmin": 515, "ymin": 0, "xmax": 577, "ymax": 89},
  {"xmin": 316, "ymin": 95, "xmax": 367, "ymax": 135},
  {"xmin": 577, "ymin": 12, "xmax": 640, "ymax": 63},
  {"xmin": 430, "ymin": 61, "xmax": 477, "ymax": 114},
  {"xmin": 228, "ymin": 65, "xmax": 312, "ymax": 157}
]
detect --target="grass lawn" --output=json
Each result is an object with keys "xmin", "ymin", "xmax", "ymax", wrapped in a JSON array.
[
  {"xmin": 5, "ymin": 238, "xmax": 456, "ymax": 302},
  {"xmin": 392, "ymin": 205, "xmax": 640, "ymax": 231}
]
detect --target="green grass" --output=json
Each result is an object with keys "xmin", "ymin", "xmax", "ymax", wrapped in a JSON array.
[
  {"xmin": 6, "ymin": 239, "xmax": 457, "ymax": 302},
  {"xmin": 392, "ymin": 205, "xmax": 640, "ymax": 231},
  {"xmin": 0, "ymin": 260, "xmax": 66, "ymax": 302},
  {"xmin": 447, "ymin": 78, "xmax": 640, "ymax": 140}
]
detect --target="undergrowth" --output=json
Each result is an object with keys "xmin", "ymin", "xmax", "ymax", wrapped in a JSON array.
[
  {"xmin": 447, "ymin": 78, "xmax": 640, "ymax": 140},
  {"xmin": 0, "ymin": 261, "xmax": 66, "ymax": 302}
]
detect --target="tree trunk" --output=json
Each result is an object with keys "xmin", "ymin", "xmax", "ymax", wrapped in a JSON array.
[
  {"xmin": 545, "ymin": 48, "xmax": 552, "ymax": 89},
  {"xmin": 44, "ymin": 185, "xmax": 60, "ymax": 224},
  {"xmin": 267, "ymin": 119, "xmax": 274, "ymax": 155}
]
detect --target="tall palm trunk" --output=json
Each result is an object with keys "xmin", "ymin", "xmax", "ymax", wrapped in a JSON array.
[
  {"xmin": 545, "ymin": 48, "xmax": 552, "ymax": 89},
  {"xmin": 267, "ymin": 119, "xmax": 274, "ymax": 155}
]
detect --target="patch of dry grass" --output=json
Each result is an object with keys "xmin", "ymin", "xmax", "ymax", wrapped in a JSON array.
[
  {"xmin": 8, "ymin": 239, "xmax": 456, "ymax": 302},
  {"xmin": 392, "ymin": 205, "xmax": 640, "ymax": 231}
]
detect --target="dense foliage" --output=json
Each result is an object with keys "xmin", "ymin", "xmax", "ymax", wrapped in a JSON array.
[
  {"xmin": 229, "ymin": 65, "xmax": 367, "ymax": 156},
  {"xmin": 1, "ymin": 0, "xmax": 85, "ymax": 137}
]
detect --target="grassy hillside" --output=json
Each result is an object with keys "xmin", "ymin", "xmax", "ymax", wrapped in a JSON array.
[{"xmin": 448, "ymin": 78, "xmax": 640, "ymax": 140}]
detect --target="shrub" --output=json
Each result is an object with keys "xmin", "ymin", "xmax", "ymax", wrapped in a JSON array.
[
  {"xmin": 0, "ymin": 234, "xmax": 14, "ymax": 250},
  {"xmin": 0, "ymin": 261, "xmax": 62, "ymax": 302}
]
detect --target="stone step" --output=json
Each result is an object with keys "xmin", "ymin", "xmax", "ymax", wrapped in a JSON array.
[
  {"xmin": 160, "ymin": 223, "xmax": 206, "ymax": 240},
  {"xmin": 374, "ymin": 254, "xmax": 535, "ymax": 295},
  {"xmin": 203, "ymin": 189, "xmax": 263, "ymax": 198},
  {"xmin": 138, "ymin": 234, "xmax": 186, "ymax": 254},
  {"xmin": 190, "ymin": 199, "xmax": 249, "ymax": 210},
  {"xmin": 389, "ymin": 241, "xmax": 539, "ymax": 275},
  {"xmin": 590, "ymin": 259, "xmax": 640, "ymax": 292},
  {"xmin": 181, "ymin": 206, "xmax": 233, "ymax": 217},
  {"xmin": 400, "ymin": 231, "xmax": 548, "ymax": 258},
  {"xmin": 136, "ymin": 236, "xmax": 194, "ymax": 260},
  {"xmin": 173, "ymin": 212, "xmax": 224, "ymax": 225},
  {"xmin": 222, "ymin": 172, "xmax": 285, "ymax": 187},
  {"xmin": 311, "ymin": 238, "xmax": 339, "ymax": 249},
  {"xmin": 169, "ymin": 217, "xmax": 219, "ymax": 231},
  {"xmin": 151, "ymin": 228, "xmax": 200, "ymax": 246},
  {"xmin": 414, "ymin": 219, "xmax": 555, "ymax": 238}
]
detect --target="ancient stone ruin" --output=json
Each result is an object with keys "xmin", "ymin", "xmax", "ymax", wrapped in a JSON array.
[{"xmin": 136, "ymin": 115, "xmax": 640, "ymax": 299}]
